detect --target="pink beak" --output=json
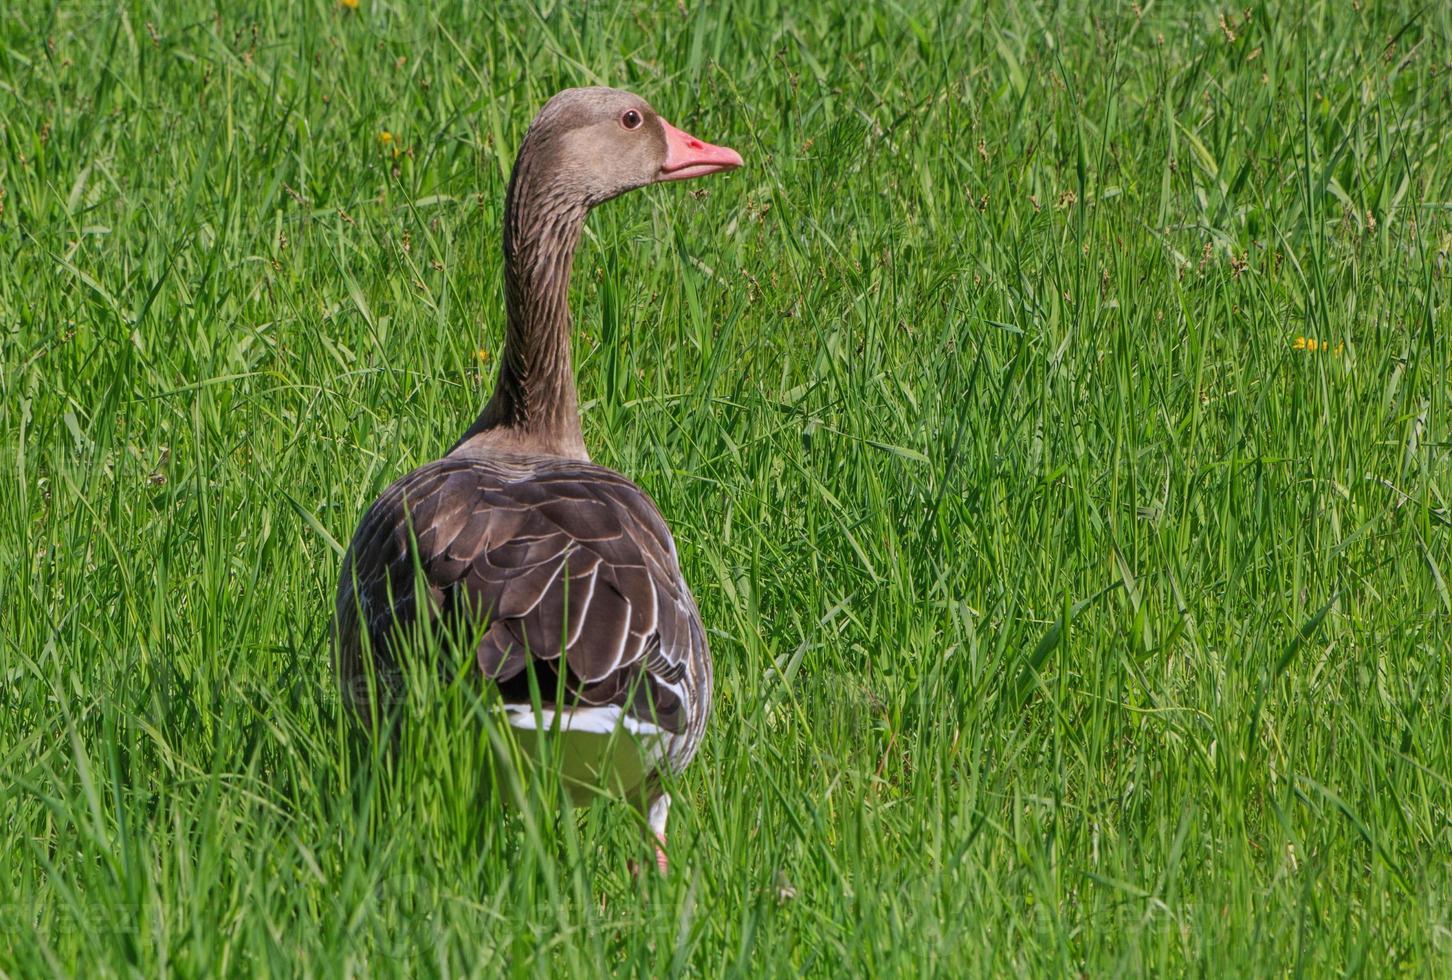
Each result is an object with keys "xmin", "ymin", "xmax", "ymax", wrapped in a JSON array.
[{"xmin": 657, "ymin": 118, "xmax": 743, "ymax": 182}]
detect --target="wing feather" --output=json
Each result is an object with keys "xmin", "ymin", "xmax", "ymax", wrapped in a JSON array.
[{"xmin": 334, "ymin": 451, "xmax": 711, "ymax": 767}]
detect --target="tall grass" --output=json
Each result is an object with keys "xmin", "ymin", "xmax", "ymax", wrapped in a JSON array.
[{"xmin": 2, "ymin": 0, "xmax": 1450, "ymax": 974}]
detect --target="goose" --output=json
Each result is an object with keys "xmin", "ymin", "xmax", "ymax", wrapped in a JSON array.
[{"xmin": 333, "ymin": 88, "xmax": 742, "ymax": 874}]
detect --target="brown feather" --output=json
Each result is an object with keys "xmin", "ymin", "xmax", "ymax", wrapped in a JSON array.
[{"xmin": 334, "ymin": 450, "xmax": 712, "ymax": 771}]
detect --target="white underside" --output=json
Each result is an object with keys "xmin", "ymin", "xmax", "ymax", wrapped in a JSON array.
[{"xmin": 496, "ymin": 704, "xmax": 667, "ymax": 805}]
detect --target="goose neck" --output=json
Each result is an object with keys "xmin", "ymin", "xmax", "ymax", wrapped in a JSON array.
[{"xmin": 465, "ymin": 155, "xmax": 591, "ymax": 459}]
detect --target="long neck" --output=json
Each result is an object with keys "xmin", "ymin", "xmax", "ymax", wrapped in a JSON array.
[{"xmin": 462, "ymin": 148, "xmax": 590, "ymax": 459}]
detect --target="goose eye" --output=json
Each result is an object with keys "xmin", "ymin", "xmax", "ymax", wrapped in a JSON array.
[{"xmin": 620, "ymin": 109, "xmax": 643, "ymax": 131}]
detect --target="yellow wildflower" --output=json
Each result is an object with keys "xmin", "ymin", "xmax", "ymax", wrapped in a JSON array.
[
  {"xmin": 340, "ymin": 0, "xmax": 358, "ymax": 8},
  {"xmin": 379, "ymin": 131, "xmax": 393, "ymax": 144},
  {"xmin": 476, "ymin": 348, "xmax": 491, "ymax": 364},
  {"xmin": 1292, "ymin": 336, "xmax": 1345, "ymax": 355}
]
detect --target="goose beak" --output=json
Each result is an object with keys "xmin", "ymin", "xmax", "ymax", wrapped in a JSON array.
[{"xmin": 657, "ymin": 119, "xmax": 743, "ymax": 182}]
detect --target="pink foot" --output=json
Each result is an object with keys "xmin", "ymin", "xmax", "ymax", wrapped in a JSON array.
[{"xmin": 654, "ymin": 833, "xmax": 669, "ymax": 876}]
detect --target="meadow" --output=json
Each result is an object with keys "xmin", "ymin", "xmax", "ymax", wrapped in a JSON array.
[{"xmin": 2, "ymin": 0, "xmax": 1451, "ymax": 974}]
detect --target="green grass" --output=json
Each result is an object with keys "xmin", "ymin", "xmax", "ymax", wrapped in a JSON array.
[{"xmin": 3, "ymin": 0, "xmax": 1451, "ymax": 974}]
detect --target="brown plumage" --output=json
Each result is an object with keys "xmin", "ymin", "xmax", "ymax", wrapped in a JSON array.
[{"xmin": 332, "ymin": 87, "xmax": 742, "ymax": 872}]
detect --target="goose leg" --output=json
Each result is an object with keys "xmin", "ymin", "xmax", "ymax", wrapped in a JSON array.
[{"xmin": 648, "ymin": 793, "xmax": 671, "ymax": 876}]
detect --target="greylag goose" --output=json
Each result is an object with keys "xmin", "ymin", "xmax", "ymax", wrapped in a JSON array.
[{"xmin": 333, "ymin": 88, "xmax": 741, "ymax": 874}]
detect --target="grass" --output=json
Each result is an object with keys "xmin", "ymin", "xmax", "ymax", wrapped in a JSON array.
[{"xmin": 2, "ymin": 0, "xmax": 1451, "ymax": 974}]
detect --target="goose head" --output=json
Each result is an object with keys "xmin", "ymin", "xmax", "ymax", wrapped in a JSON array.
[{"xmin": 514, "ymin": 87, "xmax": 743, "ymax": 207}]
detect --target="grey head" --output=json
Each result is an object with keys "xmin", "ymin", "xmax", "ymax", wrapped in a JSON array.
[{"xmin": 511, "ymin": 86, "xmax": 743, "ymax": 208}]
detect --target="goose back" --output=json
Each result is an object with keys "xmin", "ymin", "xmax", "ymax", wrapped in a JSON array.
[{"xmin": 334, "ymin": 448, "xmax": 712, "ymax": 772}]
